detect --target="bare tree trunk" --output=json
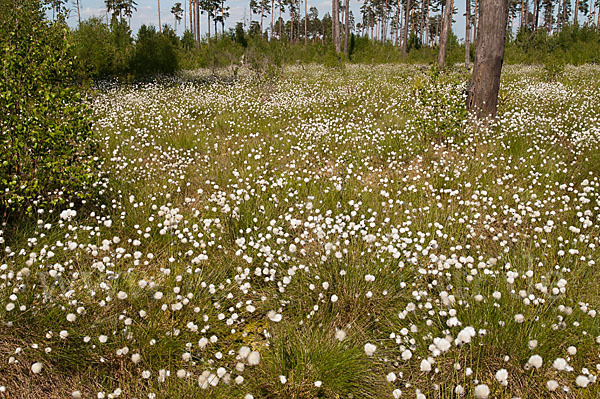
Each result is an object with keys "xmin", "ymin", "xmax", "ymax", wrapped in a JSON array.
[
  {"xmin": 382, "ymin": 0, "xmax": 388, "ymax": 42},
  {"xmin": 556, "ymin": 0, "xmax": 562, "ymax": 30},
  {"xmin": 76, "ymin": 0, "xmax": 81, "ymax": 25},
  {"xmin": 190, "ymin": 0, "xmax": 193, "ymax": 36},
  {"xmin": 519, "ymin": 0, "xmax": 524, "ymax": 28},
  {"xmin": 158, "ymin": 0, "xmax": 162, "ymax": 30},
  {"xmin": 197, "ymin": 0, "xmax": 202, "ymax": 46},
  {"xmin": 395, "ymin": 0, "xmax": 401, "ymax": 45},
  {"xmin": 261, "ymin": 2, "xmax": 264, "ymax": 33},
  {"xmin": 333, "ymin": 0, "xmax": 340, "ymax": 52},
  {"xmin": 305, "ymin": 0, "xmax": 308, "ymax": 44},
  {"xmin": 473, "ymin": 0, "xmax": 477, "ymax": 41},
  {"xmin": 468, "ymin": 0, "xmax": 509, "ymax": 118},
  {"xmin": 574, "ymin": 0, "xmax": 579, "ymax": 24},
  {"xmin": 423, "ymin": 0, "xmax": 429, "ymax": 44},
  {"xmin": 465, "ymin": 0, "xmax": 470, "ymax": 67},
  {"xmin": 438, "ymin": 0, "xmax": 453, "ymax": 67},
  {"xmin": 344, "ymin": 0, "xmax": 350, "ymax": 54},
  {"xmin": 271, "ymin": 0, "xmax": 274, "ymax": 39},
  {"xmin": 402, "ymin": 0, "xmax": 410, "ymax": 56},
  {"xmin": 533, "ymin": 0, "xmax": 540, "ymax": 29}
]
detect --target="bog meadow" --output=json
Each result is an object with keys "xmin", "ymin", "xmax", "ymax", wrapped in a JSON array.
[{"xmin": 2, "ymin": 0, "xmax": 600, "ymax": 398}]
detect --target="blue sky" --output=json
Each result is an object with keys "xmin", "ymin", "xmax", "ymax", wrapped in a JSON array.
[{"xmin": 59, "ymin": 0, "xmax": 473, "ymax": 40}]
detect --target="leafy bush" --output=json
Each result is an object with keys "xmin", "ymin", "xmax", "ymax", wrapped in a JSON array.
[
  {"xmin": 0, "ymin": 0, "xmax": 99, "ymax": 217},
  {"xmin": 71, "ymin": 18, "xmax": 133, "ymax": 78},
  {"xmin": 542, "ymin": 57, "xmax": 566, "ymax": 81},
  {"xmin": 409, "ymin": 66, "xmax": 469, "ymax": 143}
]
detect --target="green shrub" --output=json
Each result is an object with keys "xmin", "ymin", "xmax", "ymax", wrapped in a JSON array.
[
  {"xmin": 542, "ymin": 57, "xmax": 566, "ymax": 81},
  {"xmin": 409, "ymin": 66, "xmax": 469, "ymax": 143},
  {"xmin": 129, "ymin": 25, "xmax": 179, "ymax": 77},
  {"xmin": 71, "ymin": 18, "xmax": 133, "ymax": 78},
  {"xmin": 0, "ymin": 0, "xmax": 99, "ymax": 217}
]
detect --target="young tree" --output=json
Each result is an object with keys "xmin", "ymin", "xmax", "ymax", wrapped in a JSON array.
[
  {"xmin": 468, "ymin": 0, "xmax": 509, "ymax": 118},
  {"xmin": 437, "ymin": 0, "xmax": 453, "ymax": 67}
]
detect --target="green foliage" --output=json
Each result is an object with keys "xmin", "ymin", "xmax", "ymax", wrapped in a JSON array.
[
  {"xmin": 235, "ymin": 22, "xmax": 248, "ymax": 48},
  {"xmin": 542, "ymin": 57, "xmax": 566, "ymax": 81},
  {"xmin": 129, "ymin": 25, "xmax": 179, "ymax": 77},
  {"xmin": 505, "ymin": 25, "xmax": 600, "ymax": 65},
  {"xmin": 71, "ymin": 20, "xmax": 180, "ymax": 79},
  {"xmin": 409, "ymin": 66, "xmax": 469, "ymax": 143},
  {"xmin": 0, "ymin": 0, "xmax": 99, "ymax": 217},
  {"xmin": 71, "ymin": 18, "xmax": 133, "ymax": 78}
]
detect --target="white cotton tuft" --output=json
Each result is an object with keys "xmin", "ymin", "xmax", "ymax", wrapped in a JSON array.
[
  {"xmin": 528, "ymin": 354, "xmax": 543, "ymax": 369},
  {"xmin": 31, "ymin": 362, "xmax": 43, "ymax": 374},
  {"xmin": 364, "ymin": 343, "xmax": 377, "ymax": 356},
  {"xmin": 474, "ymin": 384, "xmax": 490, "ymax": 399}
]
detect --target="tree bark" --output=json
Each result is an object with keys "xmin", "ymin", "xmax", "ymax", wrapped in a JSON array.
[
  {"xmin": 473, "ymin": 0, "xmax": 477, "ymax": 41},
  {"xmin": 437, "ymin": 0, "xmax": 453, "ymax": 68},
  {"xmin": 197, "ymin": 0, "xmax": 202, "ymax": 46},
  {"xmin": 395, "ymin": 0, "xmax": 401, "ymax": 45},
  {"xmin": 465, "ymin": 0, "xmax": 470, "ymax": 67},
  {"xmin": 305, "ymin": 0, "xmax": 308, "ymax": 43},
  {"xmin": 402, "ymin": 0, "xmax": 410, "ymax": 56},
  {"xmin": 468, "ymin": 0, "xmax": 509, "ymax": 118},
  {"xmin": 158, "ymin": 0, "xmax": 161, "ymax": 30},
  {"xmin": 574, "ymin": 0, "xmax": 579, "ymax": 25},
  {"xmin": 333, "ymin": 0, "xmax": 340, "ymax": 52},
  {"xmin": 344, "ymin": 0, "xmax": 350, "ymax": 54},
  {"xmin": 76, "ymin": 0, "xmax": 81, "ymax": 25},
  {"xmin": 261, "ymin": 2, "xmax": 264, "ymax": 33}
]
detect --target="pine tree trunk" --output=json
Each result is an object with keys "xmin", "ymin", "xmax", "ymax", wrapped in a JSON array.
[
  {"xmin": 190, "ymin": 0, "xmax": 193, "ymax": 36},
  {"xmin": 574, "ymin": 0, "xmax": 579, "ymax": 24},
  {"xmin": 438, "ymin": 0, "xmax": 453, "ymax": 67},
  {"xmin": 197, "ymin": 0, "xmax": 201, "ymax": 46},
  {"xmin": 425, "ymin": 0, "xmax": 430, "ymax": 45},
  {"xmin": 556, "ymin": 0, "xmax": 562, "ymax": 30},
  {"xmin": 519, "ymin": 0, "xmax": 524, "ymax": 28},
  {"xmin": 158, "ymin": 0, "xmax": 161, "ymax": 30},
  {"xmin": 473, "ymin": 0, "xmax": 477, "ymax": 41},
  {"xmin": 468, "ymin": 0, "xmax": 509, "ymax": 118},
  {"xmin": 271, "ymin": 0, "xmax": 274, "ymax": 39},
  {"xmin": 261, "ymin": 3, "xmax": 264, "ymax": 33},
  {"xmin": 305, "ymin": 0, "xmax": 308, "ymax": 44},
  {"xmin": 465, "ymin": 0, "xmax": 470, "ymax": 67},
  {"xmin": 77, "ymin": 0, "xmax": 81, "ymax": 25},
  {"xmin": 344, "ymin": 0, "xmax": 349, "ymax": 54},
  {"xmin": 402, "ymin": 0, "xmax": 410, "ymax": 56},
  {"xmin": 395, "ymin": 0, "xmax": 401, "ymax": 45},
  {"xmin": 333, "ymin": 0, "xmax": 340, "ymax": 52}
]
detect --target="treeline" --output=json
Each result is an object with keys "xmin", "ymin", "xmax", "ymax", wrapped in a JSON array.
[{"xmin": 69, "ymin": 19, "xmax": 600, "ymax": 80}]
